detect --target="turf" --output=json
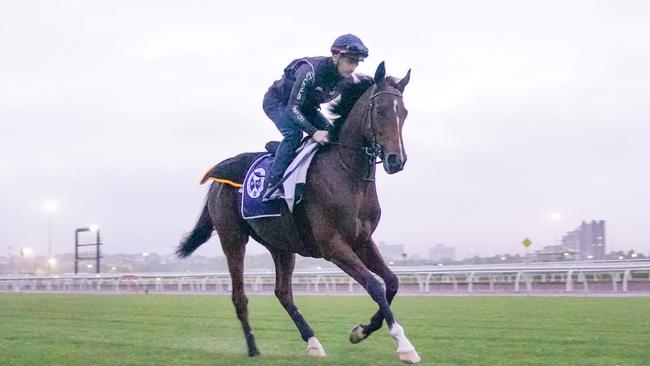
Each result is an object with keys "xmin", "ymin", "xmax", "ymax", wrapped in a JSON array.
[{"xmin": 0, "ymin": 294, "xmax": 648, "ymax": 365}]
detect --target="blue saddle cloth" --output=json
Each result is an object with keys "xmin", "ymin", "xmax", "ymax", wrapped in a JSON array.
[{"xmin": 241, "ymin": 154, "xmax": 285, "ymax": 219}]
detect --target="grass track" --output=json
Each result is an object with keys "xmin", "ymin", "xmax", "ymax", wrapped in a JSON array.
[{"xmin": 0, "ymin": 294, "xmax": 648, "ymax": 365}]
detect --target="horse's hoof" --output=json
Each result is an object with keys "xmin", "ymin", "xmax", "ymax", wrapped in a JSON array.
[
  {"xmin": 398, "ymin": 350, "xmax": 421, "ymax": 364},
  {"xmin": 306, "ymin": 337, "xmax": 326, "ymax": 357},
  {"xmin": 246, "ymin": 333, "xmax": 260, "ymax": 357},
  {"xmin": 307, "ymin": 347, "xmax": 326, "ymax": 357},
  {"xmin": 349, "ymin": 324, "xmax": 367, "ymax": 344}
]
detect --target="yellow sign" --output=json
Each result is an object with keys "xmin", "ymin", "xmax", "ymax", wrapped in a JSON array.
[{"xmin": 522, "ymin": 238, "xmax": 532, "ymax": 248}]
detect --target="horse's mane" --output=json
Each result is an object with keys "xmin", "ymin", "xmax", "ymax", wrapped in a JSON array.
[{"xmin": 328, "ymin": 74, "xmax": 375, "ymax": 141}]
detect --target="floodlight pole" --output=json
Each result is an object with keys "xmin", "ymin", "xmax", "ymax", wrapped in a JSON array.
[{"xmin": 48, "ymin": 214, "xmax": 52, "ymax": 259}]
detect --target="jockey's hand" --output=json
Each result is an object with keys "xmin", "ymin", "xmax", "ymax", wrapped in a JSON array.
[{"xmin": 312, "ymin": 130, "xmax": 330, "ymax": 145}]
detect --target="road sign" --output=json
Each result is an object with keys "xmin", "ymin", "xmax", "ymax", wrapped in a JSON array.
[{"xmin": 522, "ymin": 238, "xmax": 532, "ymax": 248}]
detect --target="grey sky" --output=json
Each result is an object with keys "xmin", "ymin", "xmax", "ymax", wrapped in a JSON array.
[{"xmin": 1, "ymin": 0, "xmax": 649, "ymax": 259}]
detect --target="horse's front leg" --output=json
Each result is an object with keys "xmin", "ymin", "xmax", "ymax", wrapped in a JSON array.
[
  {"xmin": 349, "ymin": 239, "xmax": 399, "ymax": 343},
  {"xmin": 329, "ymin": 236, "xmax": 421, "ymax": 364},
  {"xmin": 270, "ymin": 249, "xmax": 326, "ymax": 357}
]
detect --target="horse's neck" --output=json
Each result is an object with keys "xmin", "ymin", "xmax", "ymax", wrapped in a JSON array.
[
  {"xmin": 332, "ymin": 93, "xmax": 377, "ymax": 182},
  {"xmin": 338, "ymin": 94, "xmax": 369, "ymax": 148}
]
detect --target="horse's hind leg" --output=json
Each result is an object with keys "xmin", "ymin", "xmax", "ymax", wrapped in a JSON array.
[
  {"xmin": 328, "ymin": 237, "xmax": 420, "ymax": 364},
  {"xmin": 223, "ymin": 243, "xmax": 259, "ymax": 356},
  {"xmin": 349, "ymin": 239, "xmax": 399, "ymax": 343},
  {"xmin": 211, "ymin": 184, "xmax": 260, "ymax": 356},
  {"xmin": 269, "ymin": 249, "xmax": 325, "ymax": 357}
]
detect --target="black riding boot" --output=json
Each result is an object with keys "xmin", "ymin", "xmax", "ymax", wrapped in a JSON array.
[{"xmin": 262, "ymin": 138, "xmax": 299, "ymax": 201}]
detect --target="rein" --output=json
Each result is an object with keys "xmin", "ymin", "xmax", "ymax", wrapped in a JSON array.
[{"xmin": 331, "ymin": 87, "xmax": 403, "ymax": 182}]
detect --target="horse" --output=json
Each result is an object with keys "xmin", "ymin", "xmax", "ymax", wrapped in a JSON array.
[{"xmin": 176, "ymin": 61, "xmax": 420, "ymax": 364}]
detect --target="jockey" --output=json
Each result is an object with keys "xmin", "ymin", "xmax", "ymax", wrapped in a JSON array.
[{"xmin": 261, "ymin": 33, "xmax": 369, "ymax": 201}]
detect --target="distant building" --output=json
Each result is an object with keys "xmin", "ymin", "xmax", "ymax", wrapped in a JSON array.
[
  {"xmin": 378, "ymin": 242, "xmax": 405, "ymax": 261},
  {"xmin": 428, "ymin": 244, "xmax": 455, "ymax": 262},
  {"xmin": 561, "ymin": 230, "xmax": 580, "ymax": 253},
  {"xmin": 578, "ymin": 220, "xmax": 605, "ymax": 259},
  {"xmin": 533, "ymin": 220, "xmax": 605, "ymax": 261},
  {"xmin": 534, "ymin": 244, "xmax": 577, "ymax": 261},
  {"xmin": 552, "ymin": 220, "xmax": 606, "ymax": 260}
]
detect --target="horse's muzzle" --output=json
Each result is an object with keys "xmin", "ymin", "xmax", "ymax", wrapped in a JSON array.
[{"xmin": 384, "ymin": 153, "xmax": 406, "ymax": 174}]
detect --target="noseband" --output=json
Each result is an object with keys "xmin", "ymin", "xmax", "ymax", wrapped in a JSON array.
[{"xmin": 332, "ymin": 85, "xmax": 404, "ymax": 182}]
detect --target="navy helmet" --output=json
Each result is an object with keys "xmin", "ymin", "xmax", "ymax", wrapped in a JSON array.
[{"xmin": 330, "ymin": 34, "xmax": 369, "ymax": 61}]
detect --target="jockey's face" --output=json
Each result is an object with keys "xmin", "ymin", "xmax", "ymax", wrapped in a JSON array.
[{"xmin": 334, "ymin": 54, "xmax": 360, "ymax": 78}]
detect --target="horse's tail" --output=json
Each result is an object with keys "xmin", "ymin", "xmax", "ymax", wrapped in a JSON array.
[{"xmin": 176, "ymin": 196, "xmax": 213, "ymax": 258}]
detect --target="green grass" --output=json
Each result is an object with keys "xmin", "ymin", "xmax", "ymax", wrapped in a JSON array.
[{"xmin": 0, "ymin": 294, "xmax": 648, "ymax": 366}]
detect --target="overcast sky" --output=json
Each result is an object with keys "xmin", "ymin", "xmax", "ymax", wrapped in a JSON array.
[{"xmin": 1, "ymin": 0, "xmax": 649, "ymax": 260}]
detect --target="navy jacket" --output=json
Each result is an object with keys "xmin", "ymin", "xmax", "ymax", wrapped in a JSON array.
[{"xmin": 264, "ymin": 56, "xmax": 352, "ymax": 135}]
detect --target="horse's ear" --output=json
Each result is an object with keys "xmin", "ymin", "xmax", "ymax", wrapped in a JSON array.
[
  {"xmin": 397, "ymin": 69, "xmax": 411, "ymax": 92},
  {"xmin": 374, "ymin": 61, "xmax": 386, "ymax": 82}
]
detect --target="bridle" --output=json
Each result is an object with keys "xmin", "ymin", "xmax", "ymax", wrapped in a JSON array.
[{"xmin": 331, "ymin": 85, "xmax": 404, "ymax": 182}]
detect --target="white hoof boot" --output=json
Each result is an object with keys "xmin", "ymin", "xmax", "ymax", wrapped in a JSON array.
[
  {"xmin": 349, "ymin": 324, "xmax": 366, "ymax": 344},
  {"xmin": 390, "ymin": 323, "xmax": 421, "ymax": 364},
  {"xmin": 306, "ymin": 337, "xmax": 326, "ymax": 357},
  {"xmin": 399, "ymin": 350, "xmax": 422, "ymax": 364}
]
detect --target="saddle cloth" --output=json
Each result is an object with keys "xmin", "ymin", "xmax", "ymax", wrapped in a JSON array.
[{"xmin": 241, "ymin": 140, "xmax": 320, "ymax": 219}]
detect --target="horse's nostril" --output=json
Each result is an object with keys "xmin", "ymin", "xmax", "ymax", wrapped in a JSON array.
[{"xmin": 387, "ymin": 154, "xmax": 401, "ymax": 168}]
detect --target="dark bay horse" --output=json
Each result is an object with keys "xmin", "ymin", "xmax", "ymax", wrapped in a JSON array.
[{"xmin": 177, "ymin": 62, "xmax": 420, "ymax": 364}]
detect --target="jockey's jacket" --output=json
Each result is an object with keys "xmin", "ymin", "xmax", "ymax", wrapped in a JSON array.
[{"xmin": 264, "ymin": 56, "xmax": 353, "ymax": 135}]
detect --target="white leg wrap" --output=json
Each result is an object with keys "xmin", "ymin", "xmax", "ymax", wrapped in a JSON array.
[
  {"xmin": 306, "ymin": 336, "xmax": 326, "ymax": 357},
  {"xmin": 389, "ymin": 323, "xmax": 416, "ymax": 353}
]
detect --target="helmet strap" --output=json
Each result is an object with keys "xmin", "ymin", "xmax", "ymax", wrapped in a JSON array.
[{"xmin": 332, "ymin": 53, "xmax": 341, "ymax": 67}]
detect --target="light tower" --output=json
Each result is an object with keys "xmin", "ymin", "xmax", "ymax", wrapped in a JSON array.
[{"xmin": 43, "ymin": 200, "xmax": 59, "ymax": 269}]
